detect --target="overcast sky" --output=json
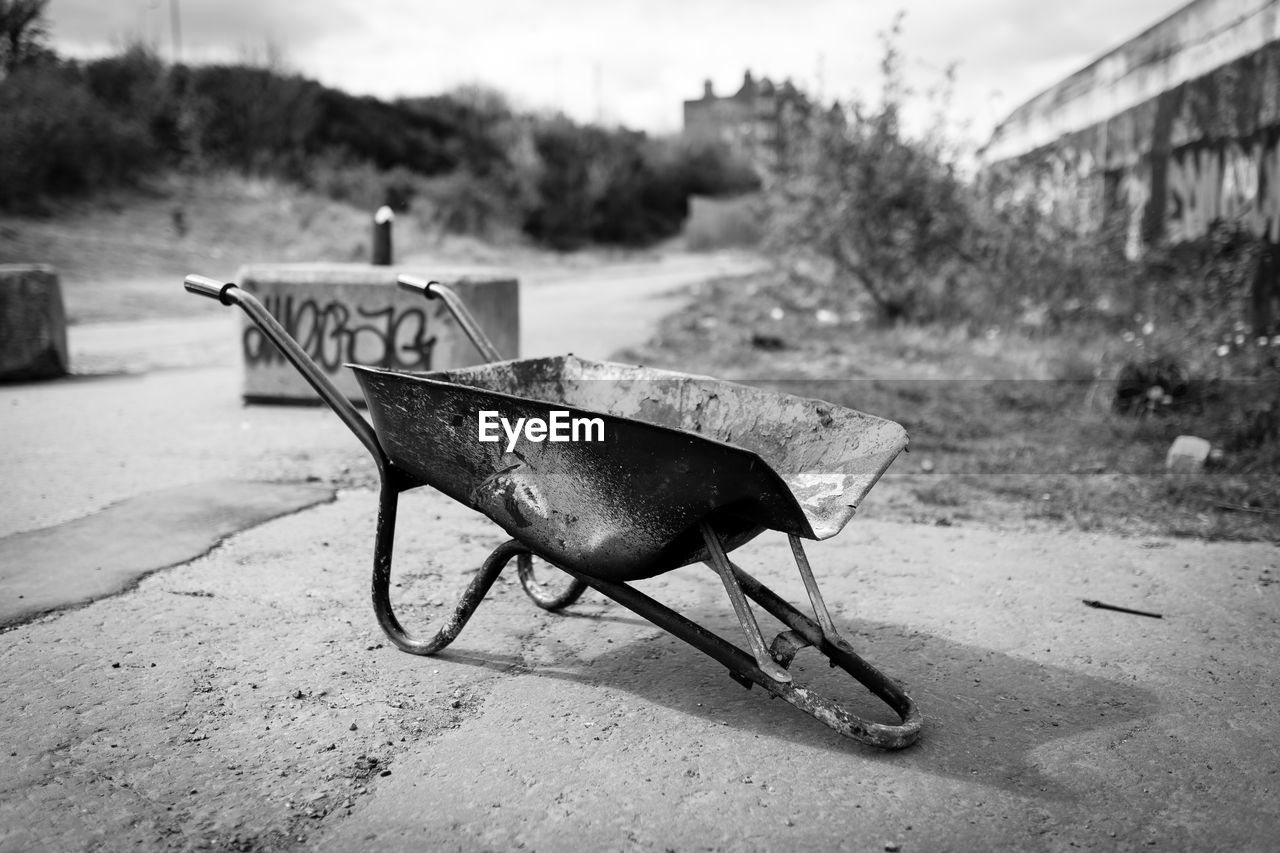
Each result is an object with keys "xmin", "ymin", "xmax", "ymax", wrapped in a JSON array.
[{"xmin": 46, "ymin": 0, "xmax": 1189, "ymax": 144}]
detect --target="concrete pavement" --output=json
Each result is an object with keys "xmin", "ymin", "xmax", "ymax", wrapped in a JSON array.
[{"xmin": 2, "ymin": 487, "xmax": 1277, "ymax": 851}]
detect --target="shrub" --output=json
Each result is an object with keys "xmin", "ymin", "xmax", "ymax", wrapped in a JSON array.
[
  {"xmin": 185, "ymin": 64, "xmax": 322, "ymax": 175},
  {"xmin": 420, "ymin": 169, "xmax": 516, "ymax": 238},
  {"xmin": 303, "ymin": 154, "xmax": 429, "ymax": 213},
  {"xmin": 760, "ymin": 19, "xmax": 974, "ymax": 321},
  {"xmin": 83, "ymin": 44, "xmax": 191, "ymax": 163},
  {"xmin": 522, "ymin": 119, "xmax": 743, "ymax": 249},
  {"xmin": 0, "ymin": 63, "xmax": 155, "ymax": 209}
]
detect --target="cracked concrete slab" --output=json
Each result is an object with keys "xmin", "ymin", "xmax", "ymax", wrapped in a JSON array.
[{"xmin": 0, "ymin": 480, "xmax": 334, "ymax": 629}]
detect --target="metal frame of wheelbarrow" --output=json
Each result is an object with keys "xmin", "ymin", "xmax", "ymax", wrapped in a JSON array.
[{"xmin": 184, "ymin": 273, "xmax": 922, "ymax": 750}]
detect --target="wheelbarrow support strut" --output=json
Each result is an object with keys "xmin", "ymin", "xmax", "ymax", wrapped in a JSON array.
[
  {"xmin": 560, "ymin": 546, "xmax": 922, "ymax": 750},
  {"xmin": 184, "ymin": 274, "xmax": 920, "ymax": 750}
]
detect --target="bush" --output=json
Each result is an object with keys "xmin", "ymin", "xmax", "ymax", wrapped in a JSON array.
[
  {"xmin": 420, "ymin": 169, "xmax": 517, "ymax": 238},
  {"xmin": 83, "ymin": 45, "xmax": 192, "ymax": 164},
  {"xmin": 0, "ymin": 63, "xmax": 156, "ymax": 209},
  {"xmin": 304, "ymin": 154, "xmax": 428, "ymax": 213},
  {"xmin": 185, "ymin": 64, "xmax": 323, "ymax": 175},
  {"xmin": 521, "ymin": 119, "xmax": 749, "ymax": 249},
  {"xmin": 760, "ymin": 20, "xmax": 973, "ymax": 321}
]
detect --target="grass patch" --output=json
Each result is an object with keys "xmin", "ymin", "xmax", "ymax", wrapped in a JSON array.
[{"xmin": 622, "ymin": 273, "xmax": 1279, "ymax": 541}]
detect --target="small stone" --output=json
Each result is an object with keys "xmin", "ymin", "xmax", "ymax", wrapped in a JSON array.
[
  {"xmin": 349, "ymin": 722, "xmax": 358, "ymax": 731},
  {"xmin": 885, "ymin": 844, "xmax": 900, "ymax": 852},
  {"xmin": 1166, "ymin": 435, "xmax": 1211, "ymax": 474}
]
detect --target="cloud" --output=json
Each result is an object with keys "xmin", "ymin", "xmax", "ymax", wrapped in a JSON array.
[
  {"xmin": 46, "ymin": 0, "xmax": 361, "ymax": 62},
  {"xmin": 44, "ymin": 0, "xmax": 1190, "ymax": 140}
]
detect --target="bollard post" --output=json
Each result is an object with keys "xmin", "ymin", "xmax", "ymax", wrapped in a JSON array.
[{"xmin": 372, "ymin": 205, "xmax": 394, "ymax": 265}]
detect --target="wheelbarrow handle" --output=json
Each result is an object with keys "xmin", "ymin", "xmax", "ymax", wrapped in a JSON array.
[
  {"xmin": 183, "ymin": 274, "xmax": 388, "ymax": 475},
  {"xmin": 184, "ymin": 273, "xmax": 237, "ymax": 304},
  {"xmin": 397, "ymin": 274, "xmax": 505, "ymax": 364}
]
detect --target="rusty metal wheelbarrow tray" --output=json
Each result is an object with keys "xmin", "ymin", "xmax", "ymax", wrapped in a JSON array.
[
  {"xmin": 184, "ymin": 273, "xmax": 923, "ymax": 750},
  {"xmin": 354, "ymin": 354, "xmax": 906, "ymax": 581}
]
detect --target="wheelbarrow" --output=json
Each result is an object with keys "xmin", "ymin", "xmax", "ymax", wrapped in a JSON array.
[{"xmin": 184, "ymin": 273, "xmax": 923, "ymax": 749}]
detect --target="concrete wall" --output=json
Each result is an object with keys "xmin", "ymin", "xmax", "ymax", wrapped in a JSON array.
[
  {"xmin": 986, "ymin": 0, "xmax": 1280, "ymax": 162},
  {"xmin": 983, "ymin": 0, "xmax": 1280, "ymax": 258},
  {"xmin": 0, "ymin": 265, "xmax": 68, "ymax": 382},
  {"xmin": 683, "ymin": 194, "xmax": 765, "ymax": 249},
  {"xmin": 237, "ymin": 264, "xmax": 518, "ymax": 403}
]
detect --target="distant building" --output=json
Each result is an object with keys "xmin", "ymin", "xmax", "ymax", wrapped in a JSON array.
[{"xmin": 683, "ymin": 71, "xmax": 795, "ymax": 164}]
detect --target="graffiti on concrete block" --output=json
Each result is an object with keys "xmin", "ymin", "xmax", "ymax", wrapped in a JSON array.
[{"xmin": 243, "ymin": 293, "xmax": 437, "ymax": 372}]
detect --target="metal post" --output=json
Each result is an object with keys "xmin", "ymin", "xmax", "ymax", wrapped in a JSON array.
[{"xmin": 372, "ymin": 206, "xmax": 394, "ymax": 266}]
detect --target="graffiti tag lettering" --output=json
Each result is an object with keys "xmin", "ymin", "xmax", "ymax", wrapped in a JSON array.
[
  {"xmin": 1164, "ymin": 141, "xmax": 1280, "ymax": 244},
  {"xmin": 242, "ymin": 294, "xmax": 437, "ymax": 372}
]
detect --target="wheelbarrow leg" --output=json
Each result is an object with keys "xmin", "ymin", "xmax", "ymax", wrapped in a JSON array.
[
  {"xmin": 516, "ymin": 553, "xmax": 589, "ymax": 612},
  {"xmin": 371, "ymin": 478, "xmax": 523, "ymax": 656},
  {"xmin": 788, "ymin": 535, "xmax": 856, "ymax": 656},
  {"xmin": 700, "ymin": 521, "xmax": 791, "ymax": 683}
]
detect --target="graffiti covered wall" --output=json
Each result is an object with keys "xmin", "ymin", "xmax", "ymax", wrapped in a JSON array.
[{"xmin": 984, "ymin": 0, "xmax": 1280, "ymax": 258}]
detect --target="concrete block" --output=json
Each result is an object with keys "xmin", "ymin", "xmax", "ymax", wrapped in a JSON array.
[
  {"xmin": 1166, "ymin": 435, "xmax": 1211, "ymax": 474},
  {"xmin": 236, "ymin": 264, "xmax": 519, "ymax": 403},
  {"xmin": 0, "ymin": 264, "xmax": 69, "ymax": 382}
]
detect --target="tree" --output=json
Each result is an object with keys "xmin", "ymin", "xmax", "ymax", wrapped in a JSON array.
[
  {"xmin": 761, "ymin": 17, "xmax": 972, "ymax": 321},
  {"xmin": 0, "ymin": 0, "xmax": 49, "ymax": 76}
]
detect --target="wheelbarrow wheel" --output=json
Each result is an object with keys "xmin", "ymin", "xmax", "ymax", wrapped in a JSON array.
[{"xmin": 517, "ymin": 552, "xmax": 588, "ymax": 611}]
